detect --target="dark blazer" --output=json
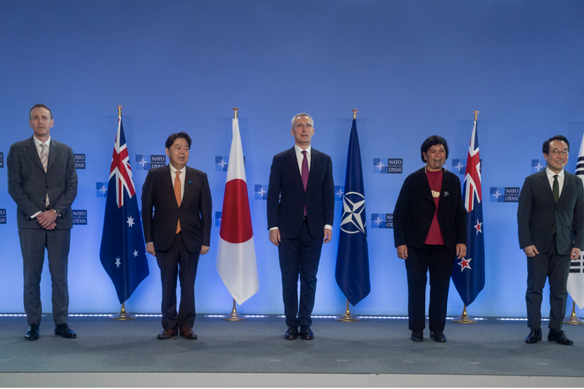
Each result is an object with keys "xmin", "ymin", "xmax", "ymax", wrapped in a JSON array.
[
  {"xmin": 142, "ymin": 165, "xmax": 212, "ymax": 253},
  {"xmin": 393, "ymin": 167, "xmax": 466, "ymax": 250},
  {"xmin": 7, "ymin": 136, "xmax": 78, "ymax": 229},
  {"xmin": 517, "ymin": 169, "xmax": 584, "ymax": 256},
  {"xmin": 267, "ymin": 147, "xmax": 334, "ymax": 240}
]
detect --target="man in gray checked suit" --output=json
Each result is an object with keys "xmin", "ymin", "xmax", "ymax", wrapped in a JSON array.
[
  {"xmin": 518, "ymin": 135, "xmax": 584, "ymax": 346},
  {"xmin": 7, "ymin": 104, "xmax": 78, "ymax": 341}
]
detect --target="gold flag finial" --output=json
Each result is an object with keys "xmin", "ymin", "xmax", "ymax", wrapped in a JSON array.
[
  {"xmin": 233, "ymin": 107, "xmax": 239, "ymax": 119},
  {"xmin": 473, "ymin": 110, "xmax": 479, "ymax": 121},
  {"xmin": 117, "ymin": 105, "xmax": 123, "ymax": 116},
  {"xmin": 352, "ymin": 109, "xmax": 358, "ymax": 119}
]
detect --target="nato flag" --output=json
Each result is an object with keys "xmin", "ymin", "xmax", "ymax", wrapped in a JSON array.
[
  {"xmin": 99, "ymin": 113, "xmax": 149, "ymax": 304},
  {"xmin": 335, "ymin": 118, "xmax": 371, "ymax": 306}
]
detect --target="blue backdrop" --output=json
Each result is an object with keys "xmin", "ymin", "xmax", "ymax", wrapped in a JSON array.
[{"xmin": 1, "ymin": 0, "xmax": 583, "ymax": 317}]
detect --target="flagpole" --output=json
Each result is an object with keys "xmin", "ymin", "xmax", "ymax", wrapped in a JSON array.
[
  {"xmin": 220, "ymin": 107, "xmax": 248, "ymax": 322},
  {"xmin": 451, "ymin": 304, "xmax": 476, "ymax": 324},
  {"xmin": 110, "ymin": 302, "xmax": 136, "ymax": 320},
  {"xmin": 335, "ymin": 109, "xmax": 362, "ymax": 323},
  {"xmin": 563, "ymin": 301, "xmax": 584, "ymax": 325}
]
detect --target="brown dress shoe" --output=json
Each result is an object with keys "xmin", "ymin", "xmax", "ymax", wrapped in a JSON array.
[
  {"xmin": 179, "ymin": 326, "xmax": 198, "ymax": 340},
  {"xmin": 157, "ymin": 328, "xmax": 178, "ymax": 339}
]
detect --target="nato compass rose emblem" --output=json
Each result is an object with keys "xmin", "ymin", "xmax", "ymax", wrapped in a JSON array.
[
  {"xmin": 137, "ymin": 157, "xmax": 148, "ymax": 169},
  {"xmin": 340, "ymin": 192, "xmax": 366, "ymax": 235}
]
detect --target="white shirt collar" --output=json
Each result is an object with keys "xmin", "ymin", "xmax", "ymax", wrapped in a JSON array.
[
  {"xmin": 546, "ymin": 167, "xmax": 564, "ymax": 179},
  {"xmin": 295, "ymin": 144, "xmax": 311, "ymax": 155},
  {"xmin": 33, "ymin": 136, "xmax": 51, "ymax": 148}
]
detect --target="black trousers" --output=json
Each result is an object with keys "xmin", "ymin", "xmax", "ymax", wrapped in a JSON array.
[
  {"xmin": 278, "ymin": 219, "xmax": 323, "ymax": 328},
  {"xmin": 405, "ymin": 244, "xmax": 455, "ymax": 333},
  {"xmin": 526, "ymin": 241, "xmax": 571, "ymax": 330},
  {"xmin": 156, "ymin": 232, "xmax": 200, "ymax": 330}
]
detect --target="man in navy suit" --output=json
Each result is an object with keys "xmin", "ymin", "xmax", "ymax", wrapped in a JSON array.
[
  {"xmin": 267, "ymin": 113, "xmax": 335, "ymax": 340},
  {"xmin": 8, "ymin": 104, "xmax": 78, "ymax": 341},
  {"xmin": 518, "ymin": 135, "xmax": 584, "ymax": 345},
  {"xmin": 142, "ymin": 132, "xmax": 212, "ymax": 340}
]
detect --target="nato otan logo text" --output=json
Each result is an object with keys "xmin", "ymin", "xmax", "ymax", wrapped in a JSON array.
[
  {"xmin": 0, "ymin": 152, "xmax": 4, "ymax": 168},
  {"xmin": 135, "ymin": 155, "xmax": 166, "ymax": 170},
  {"xmin": 74, "ymin": 154, "xmax": 86, "ymax": 169},
  {"xmin": 72, "ymin": 210, "xmax": 88, "ymax": 225},
  {"xmin": 373, "ymin": 158, "xmax": 402, "ymax": 174},
  {"xmin": 0, "ymin": 209, "xmax": 6, "ymax": 224},
  {"xmin": 490, "ymin": 187, "xmax": 520, "ymax": 202},
  {"xmin": 254, "ymin": 185, "xmax": 268, "ymax": 200},
  {"xmin": 370, "ymin": 213, "xmax": 393, "ymax": 229},
  {"xmin": 96, "ymin": 182, "xmax": 108, "ymax": 197}
]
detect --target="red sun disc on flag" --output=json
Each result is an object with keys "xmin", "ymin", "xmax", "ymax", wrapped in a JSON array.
[{"xmin": 220, "ymin": 179, "xmax": 253, "ymax": 243}]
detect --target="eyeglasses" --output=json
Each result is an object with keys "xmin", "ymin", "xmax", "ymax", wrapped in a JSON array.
[{"xmin": 550, "ymin": 149, "xmax": 569, "ymax": 156}]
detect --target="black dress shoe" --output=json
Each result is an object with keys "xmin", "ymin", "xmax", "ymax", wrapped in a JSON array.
[
  {"xmin": 300, "ymin": 326, "xmax": 314, "ymax": 340},
  {"xmin": 25, "ymin": 324, "xmax": 39, "ymax": 341},
  {"xmin": 54, "ymin": 324, "xmax": 77, "ymax": 339},
  {"xmin": 430, "ymin": 331, "xmax": 447, "ymax": 343},
  {"xmin": 284, "ymin": 326, "xmax": 298, "ymax": 340},
  {"xmin": 525, "ymin": 328, "xmax": 542, "ymax": 344},
  {"xmin": 410, "ymin": 330, "xmax": 423, "ymax": 342},
  {"xmin": 548, "ymin": 329, "xmax": 573, "ymax": 345}
]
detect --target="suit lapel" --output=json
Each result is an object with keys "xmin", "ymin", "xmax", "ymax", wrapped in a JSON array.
[
  {"xmin": 288, "ymin": 147, "xmax": 304, "ymax": 190},
  {"xmin": 416, "ymin": 169, "xmax": 435, "ymax": 204},
  {"xmin": 26, "ymin": 137, "xmax": 45, "ymax": 173},
  {"xmin": 161, "ymin": 165, "xmax": 178, "ymax": 207},
  {"xmin": 47, "ymin": 140, "xmax": 58, "ymax": 172},
  {"xmin": 306, "ymin": 148, "xmax": 319, "ymax": 191},
  {"xmin": 557, "ymin": 172, "xmax": 573, "ymax": 207},
  {"xmin": 536, "ymin": 170, "xmax": 556, "ymax": 204}
]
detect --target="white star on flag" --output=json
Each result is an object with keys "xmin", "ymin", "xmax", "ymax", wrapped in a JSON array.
[
  {"xmin": 126, "ymin": 216, "xmax": 134, "ymax": 227},
  {"xmin": 133, "ymin": 250, "xmax": 139, "ymax": 257},
  {"xmin": 115, "ymin": 257, "xmax": 121, "ymax": 268}
]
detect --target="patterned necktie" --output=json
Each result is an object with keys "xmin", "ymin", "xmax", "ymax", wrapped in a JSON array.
[
  {"xmin": 553, "ymin": 175, "xmax": 559, "ymax": 204},
  {"xmin": 40, "ymin": 144, "xmax": 49, "ymax": 208},
  {"xmin": 174, "ymin": 171, "xmax": 181, "ymax": 234}
]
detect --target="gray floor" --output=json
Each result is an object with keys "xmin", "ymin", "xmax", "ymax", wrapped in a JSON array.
[{"xmin": 1, "ymin": 314, "xmax": 583, "ymax": 386}]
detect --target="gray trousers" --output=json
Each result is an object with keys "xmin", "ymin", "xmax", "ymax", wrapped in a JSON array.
[{"xmin": 19, "ymin": 228, "xmax": 71, "ymax": 326}]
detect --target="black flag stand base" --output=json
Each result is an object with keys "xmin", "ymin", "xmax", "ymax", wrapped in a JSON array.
[
  {"xmin": 563, "ymin": 302, "xmax": 584, "ymax": 325},
  {"xmin": 222, "ymin": 298, "xmax": 247, "ymax": 321},
  {"xmin": 110, "ymin": 302, "xmax": 136, "ymax": 320},
  {"xmin": 451, "ymin": 304, "xmax": 477, "ymax": 324},
  {"xmin": 335, "ymin": 299, "xmax": 360, "ymax": 322}
]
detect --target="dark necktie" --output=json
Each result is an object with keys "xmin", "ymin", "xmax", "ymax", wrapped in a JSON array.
[
  {"xmin": 553, "ymin": 175, "xmax": 559, "ymax": 204},
  {"xmin": 174, "ymin": 171, "xmax": 181, "ymax": 234}
]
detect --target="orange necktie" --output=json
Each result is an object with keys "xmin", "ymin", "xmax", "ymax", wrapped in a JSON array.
[{"xmin": 174, "ymin": 171, "xmax": 181, "ymax": 234}]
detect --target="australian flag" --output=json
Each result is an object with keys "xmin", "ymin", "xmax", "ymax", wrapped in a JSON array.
[
  {"xmin": 335, "ymin": 118, "xmax": 370, "ymax": 306},
  {"xmin": 99, "ymin": 110, "xmax": 149, "ymax": 304},
  {"xmin": 452, "ymin": 116, "xmax": 485, "ymax": 306}
]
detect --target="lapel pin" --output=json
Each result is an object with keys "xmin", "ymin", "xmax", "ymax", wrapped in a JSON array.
[{"xmin": 444, "ymin": 191, "xmax": 449, "ymax": 197}]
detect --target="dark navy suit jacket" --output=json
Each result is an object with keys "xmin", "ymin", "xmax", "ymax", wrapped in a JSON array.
[
  {"xmin": 267, "ymin": 147, "xmax": 334, "ymax": 239},
  {"xmin": 142, "ymin": 165, "xmax": 212, "ymax": 253}
]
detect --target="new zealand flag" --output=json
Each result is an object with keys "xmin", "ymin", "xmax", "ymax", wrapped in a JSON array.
[
  {"xmin": 452, "ymin": 116, "xmax": 485, "ymax": 306},
  {"xmin": 99, "ymin": 110, "xmax": 149, "ymax": 304}
]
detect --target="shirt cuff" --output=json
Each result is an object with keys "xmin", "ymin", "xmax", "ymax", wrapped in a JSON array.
[{"xmin": 325, "ymin": 224, "xmax": 332, "ymax": 230}]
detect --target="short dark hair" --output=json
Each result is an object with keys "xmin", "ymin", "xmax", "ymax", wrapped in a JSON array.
[
  {"xmin": 542, "ymin": 135, "xmax": 569, "ymax": 154},
  {"xmin": 165, "ymin": 132, "xmax": 192, "ymax": 149},
  {"xmin": 29, "ymin": 104, "xmax": 53, "ymax": 120},
  {"xmin": 420, "ymin": 135, "xmax": 449, "ymax": 162}
]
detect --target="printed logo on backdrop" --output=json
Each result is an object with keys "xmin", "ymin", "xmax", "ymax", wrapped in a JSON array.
[
  {"xmin": 96, "ymin": 182, "xmax": 108, "ymax": 197},
  {"xmin": 531, "ymin": 159, "xmax": 545, "ymax": 174},
  {"xmin": 254, "ymin": 185, "xmax": 268, "ymax": 200},
  {"xmin": 72, "ymin": 210, "xmax": 87, "ymax": 225},
  {"xmin": 371, "ymin": 213, "xmax": 393, "ymax": 229},
  {"xmin": 215, "ymin": 211, "xmax": 222, "ymax": 227},
  {"xmin": 0, "ymin": 209, "xmax": 6, "ymax": 224},
  {"xmin": 135, "ymin": 155, "xmax": 166, "ymax": 170},
  {"xmin": 74, "ymin": 154, "xmax": 85, "ymax": 169},
  {"xmin": 452, "ymin": 159, "xmax": 466, "ymax": 175},
  {"xmin": 0, "ymin": 152, "xmax": 4, "ymax": 168},
  {"xmin": 335, "ymin": 186, "xmax": 344, "ymax": 201},
  {"xmin": 490, "ymin": 187, "xmax": 520, "ymax": 203},
  {"xmin": 373, "ymin": 158, "xmax": 403, "ymax": 174},
  {"xmin": 215, "ymin": 156, "xmax": 228, "ymax": 172}
]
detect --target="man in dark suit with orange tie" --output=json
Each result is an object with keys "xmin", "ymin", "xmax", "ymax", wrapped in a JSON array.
[
  {"xmin": 518, "ymin": 135, "xmax": 584, "ymax": 345},
  {"xmin": 142, "ymin": 132, "xmax": 212, "ymax": 340},
  {"xmin": 8, "ymin": 104, "xmax": 78, "ymax": 341},
  {"xmin": 267, "ymin": 113, "xmax": 335, "ymax": 341}
]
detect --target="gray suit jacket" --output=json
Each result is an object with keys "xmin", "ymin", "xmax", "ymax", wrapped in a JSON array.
[
  {"xmin": 518, "ymin": 169, "xmax": 584, "ymax": 256},
  {"xmin": 7, "ymin": 136, "xmax": 78, "ymax": 229}
]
